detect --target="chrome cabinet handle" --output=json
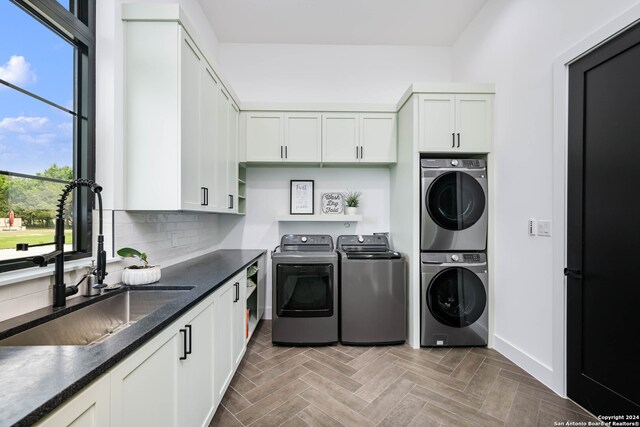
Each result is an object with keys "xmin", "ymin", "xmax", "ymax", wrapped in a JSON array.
[
  {"xmin": 280, "ymin": 146, "xmax": 283, "ymax": 159},
  {"xmin": 355, "ymin": 146, "xmax": 359, "ymax": 159},
  {"xmin": 285, "ymin": 146, "xmax": 288, "ymax": 159},
  {"xmin": 452, "ymin": 133, "xmax": 455, "ymax": 148},
  {"xmin": 457, "ymin": 133, "xmax": 460, "ymax": 148}
]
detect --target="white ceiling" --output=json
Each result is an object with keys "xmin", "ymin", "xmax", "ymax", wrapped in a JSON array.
[{"xmin": 198, "ymin": 0, "xmax": 488, "ymax": 46}]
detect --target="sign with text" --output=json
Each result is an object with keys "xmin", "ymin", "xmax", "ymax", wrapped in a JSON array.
[
  {"xmin": 290, "ymin": 180, "xmax": 314, "ymax": 214},
  {"xmin": 321, "ymin": 193, "xmax": 344, "ymax": 214}
]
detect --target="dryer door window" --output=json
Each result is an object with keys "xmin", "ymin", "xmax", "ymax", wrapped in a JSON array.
[
  {"xmin": 427, "ymin": 267, "xmax": 486, "ymax": 328},
  {"xmin": 426, "ymin": 171, "xmax": 485, "ymax": 231},
  {"xmin": 276, "ymin": 264, "xmax": 334, "ymax": 318}
]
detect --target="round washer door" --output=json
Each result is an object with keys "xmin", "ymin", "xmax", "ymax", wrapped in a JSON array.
[
  {"xmin": 427, "ymin": 267, "xmax": 486, "ymax": 328},
  {"xmin": 426, "ymin": 171, "xmax": 486, "ymax": 230}
]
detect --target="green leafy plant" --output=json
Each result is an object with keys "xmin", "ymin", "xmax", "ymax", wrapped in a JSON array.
[
  {"xmin": 117, "ymin": 247, "xmax": 149, "ymax": 268},
  {"xmin": 343, "ymin": 190, "xmax": 362, "ymax": 208}
]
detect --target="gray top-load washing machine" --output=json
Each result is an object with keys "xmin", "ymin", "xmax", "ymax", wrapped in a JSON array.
[
  {"xmin": 337, "ymin": 235, "xmax": 406, "ymax": 345},
  {"xmin": 421, "ymin": 252, "xmax": 488, "ymax": 347},
  {"xmin": 421, "ymin": 158, "xmax": 488, "ymax": 251},
  {"xmin": 272, "ymin": 235, "xmax": 338, "ymax": 345}
]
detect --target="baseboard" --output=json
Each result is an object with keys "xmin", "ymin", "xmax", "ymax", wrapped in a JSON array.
[
  {"xmin": 493, "ymin": 334, "xmax": 561, "ymax": 395},
  {"xmin": 264, "ymin": 306, "xmax": 272, "ymax": 320}
]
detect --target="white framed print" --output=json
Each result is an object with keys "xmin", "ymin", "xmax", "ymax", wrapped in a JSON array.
[{"xmin": 290, "ymin": 180, "xmax": 314, "ymax": 214}]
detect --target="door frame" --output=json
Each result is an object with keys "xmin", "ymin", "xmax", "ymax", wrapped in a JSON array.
[{"xmin": 551, "ymin": 4, "xmax": 640, "ymax": 397}]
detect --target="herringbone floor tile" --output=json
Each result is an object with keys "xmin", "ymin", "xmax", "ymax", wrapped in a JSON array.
[{"xmin": 211, "ymin": 321, "xmax": 597, "ymax": 426}]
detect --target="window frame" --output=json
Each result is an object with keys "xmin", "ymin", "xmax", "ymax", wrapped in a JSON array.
[{"xmin": 0, "ymin": 0, "xmax": 96, "ymax": 273}]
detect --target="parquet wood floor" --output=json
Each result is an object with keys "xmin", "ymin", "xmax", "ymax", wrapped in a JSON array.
[{"xmin": 211, "ymin": 321, "xmax": 596, "ymax": 426}]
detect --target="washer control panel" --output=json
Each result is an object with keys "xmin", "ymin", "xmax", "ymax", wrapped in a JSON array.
[
  {"xmin": 422, "ymin": 253, "xmax": 487, "ymax": 264},
  {"xmin": 420, "ymin": 158, "xmax": 486, "ymax": 170},
  {"xmin": 280, "ymin": 234, "xmax": 334, "ymax": 251}
]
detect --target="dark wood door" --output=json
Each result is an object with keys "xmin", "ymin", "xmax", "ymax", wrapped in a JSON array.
[{"xmin": 567, "ymin": 22, "xmax": 640, "ymax": 416}]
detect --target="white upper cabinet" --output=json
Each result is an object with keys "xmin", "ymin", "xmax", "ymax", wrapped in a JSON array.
[
  {"xmin": 245, "ymin": 113, "xmax": 285, "ymax": 162},
  {"xmin": 322, "ymin": 113, "xmax": 359, "ymax": 163},
  {"xmin": 123, "ymin": 8, "xmax": 240, "ymax": 213},
  {"xmin": 284, "ymin": 113, "xmax": 322, "ymax": 162},
  {"xmin": 322, "ymin": 113, "xmax": 396, "ymax": 163},
  {"xmin": 359, "ymin": 113, "xmax": 397, "ymax": 163},
  {"xmin": 179, "ymin": 34, "xmax": 203, "ymax": 211},
  {"xmin": 227, "ymin": 103, "xmax": 239, "ymax": 212},
  {"xmin": 419, "ymin": 93, "xmax": 492, "ymax": 153},
  {"xmin": 245, "ymin": 112, "xmax": 321, "ymax": 163}
]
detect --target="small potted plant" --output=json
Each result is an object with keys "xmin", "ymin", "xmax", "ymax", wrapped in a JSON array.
[
  {"xmin": 344, "ymin": 190, "xmax": 362, "ymax": 215},
  {"xmin": 117, "ymin": 247, "xmax": 161, "ymax": 285}
]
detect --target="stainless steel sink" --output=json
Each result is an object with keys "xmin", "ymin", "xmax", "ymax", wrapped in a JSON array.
[{"xmin": 0, "ymin": 289, "xmax": 190, "ymax": 347}]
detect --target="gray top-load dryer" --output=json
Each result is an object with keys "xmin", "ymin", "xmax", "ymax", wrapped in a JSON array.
[
  {"xmin": 272, "ymin": 235, "xmax": 338, "ymax": 345},
  {"xmin": 337, "ymin": 235, "xmax": 406, "ymax": 345}
]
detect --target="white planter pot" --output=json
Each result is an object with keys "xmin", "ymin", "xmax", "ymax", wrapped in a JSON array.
[
  {"xmin": 345, "ymin": 207, "xmax": 359, "ymax": 215},
  {"xmin": 121, "ymin": 266, "xmax": 161, "ymax": 286}
]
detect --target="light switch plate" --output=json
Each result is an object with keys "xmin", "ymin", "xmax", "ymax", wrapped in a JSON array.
[{"xmin": 537, "ymin": 220, "xmax": 552, "ymax": 237}]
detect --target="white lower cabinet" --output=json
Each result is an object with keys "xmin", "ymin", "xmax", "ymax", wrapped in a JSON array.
[
  {"xmin": 110, "ymin": 295, "xmax": 215, "ymax": 427},
  {"xmin": 108, "ymin": 295, "xmax": 216, "ymax": 427},
  {"xmin": 37, "ymin": 269, "xmax": 256, "ymax": 427},
  {"xmin": 213, "ymin": 271, "xmax": 247, "ymax": 403},
  {"xmin": 36, "ymin": 374, "xmax": 110, "ymax": 427},
  {"xmin": 233, "ymin": 273, "xmax": 247, "ymax": 367},
  {"xmin": 180, "ymin": 301, "xmax": 216, "ymax": 427}
]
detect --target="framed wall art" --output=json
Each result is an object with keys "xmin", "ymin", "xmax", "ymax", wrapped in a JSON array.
[{"xmin": 290, "ymin": 180, "xmax": 314, "ymax": 214}]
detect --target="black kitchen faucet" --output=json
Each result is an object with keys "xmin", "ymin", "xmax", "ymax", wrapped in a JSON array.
[{"xmin": 16, "ymin": 179, "xmax": 107, "ymax": 308}]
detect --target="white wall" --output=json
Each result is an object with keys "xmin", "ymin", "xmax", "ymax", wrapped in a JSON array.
[
  {"xmin": 218, "ymin": 43, "xmax": 452, "ymax": 104},
  {"xmin": 219, "ymin": 167, "xmax": 391, "ymax": 317},
  {"xmin": 451, "ymin": 0, "xmax": 640, "ymax": 394}
]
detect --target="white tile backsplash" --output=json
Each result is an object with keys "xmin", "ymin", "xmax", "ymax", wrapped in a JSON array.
[{"xmin": 0, "ymin": 210, "xmax": 223, "ymax": 322}]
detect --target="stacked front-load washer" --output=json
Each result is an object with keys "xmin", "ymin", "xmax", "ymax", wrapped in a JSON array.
[{"xmin": 420, "ymin": 158, "xmax": 489, "ymax": 347}]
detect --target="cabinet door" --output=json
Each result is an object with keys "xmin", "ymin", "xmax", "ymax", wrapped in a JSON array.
[
  {"xmin": 200, "ymin": 66, "xmax": 218, "ymax": 212},
  {"xmin": 180, "ymin": 32, "xmax": 204, "ymax": 211},
  {"xmin": 284, "ymin": 113, "xmax": 322, "ymax": 162},
  {"xmin": 181, "ymin": 301, "xmax": 216, "ymax": 427},
  {"xmin": 257, "ymin": 254, "xmax": 266, "ymax": 321},
  {"xmin": 419, "ymin": 94, "xmax": 456, "ymax": 152},
  {"xmin": 110, "ymin": 331, "xmax": 181, "ymax": 427},
  {"xmin": 233, "ymin": 273, "xmax": 247, "ymax": 367},
  {"xmin": 322, "ymin": 113, "xmax": 359, "ymax": 162},
  {"xmin": 227, "ymin": 103, "xmax": 239, "ymax": 212},
  {"xmin": 360, "ymin": 113, "xmax": 397, "ymax": 163},
  {"xmin": 213, "ymin": 282, "xmax": 235, "ymax": 403},
  {"xmin": 455, "ymin": 94, "xmax": 492, "ymax": 153},
  {"xmin": 245, "ymin": 113, "xmax": 284, "ymax": 162},
  {"xmin": 213, "ymin": 87, "xmax": 230, "ymax": 211},
  {"xmin": 36, "ymin": 375, "xmax": 110, "ymax": 427}
]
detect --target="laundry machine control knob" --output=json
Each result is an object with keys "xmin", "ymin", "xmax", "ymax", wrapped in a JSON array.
[
  {"xmin": 358, "ymin": 235, "xmax": 365, "ymax": 243},
  {"xmin": 451, "ymin": 159, "xmax": 459, "ymax": 166},
  {"xmin": 301, "ymin": 236, "xmax": 308, "ymax": 243},
  {"xmin": 451, "ymin": 254, "xmax": 460, "ymax": 262}
]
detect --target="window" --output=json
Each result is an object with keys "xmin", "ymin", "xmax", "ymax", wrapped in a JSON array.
[{"xmin": 0, "ymin": 0, "xmax": 95, "ymax": 272}]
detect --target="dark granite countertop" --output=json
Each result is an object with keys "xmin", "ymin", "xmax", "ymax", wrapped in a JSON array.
[{"xmin": 0, "ymin": 249, "xmax": 266, "ymax": 427}]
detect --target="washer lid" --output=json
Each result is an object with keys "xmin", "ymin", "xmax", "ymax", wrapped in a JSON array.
[{"xmin": 427, "ymin": 267, "xmax": 486, "ymax": 328}]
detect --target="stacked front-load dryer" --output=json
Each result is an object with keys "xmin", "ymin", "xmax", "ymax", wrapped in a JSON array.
[{"xmin": 420, "ymin": 158, "xmax": 489, "ymax": 347}]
